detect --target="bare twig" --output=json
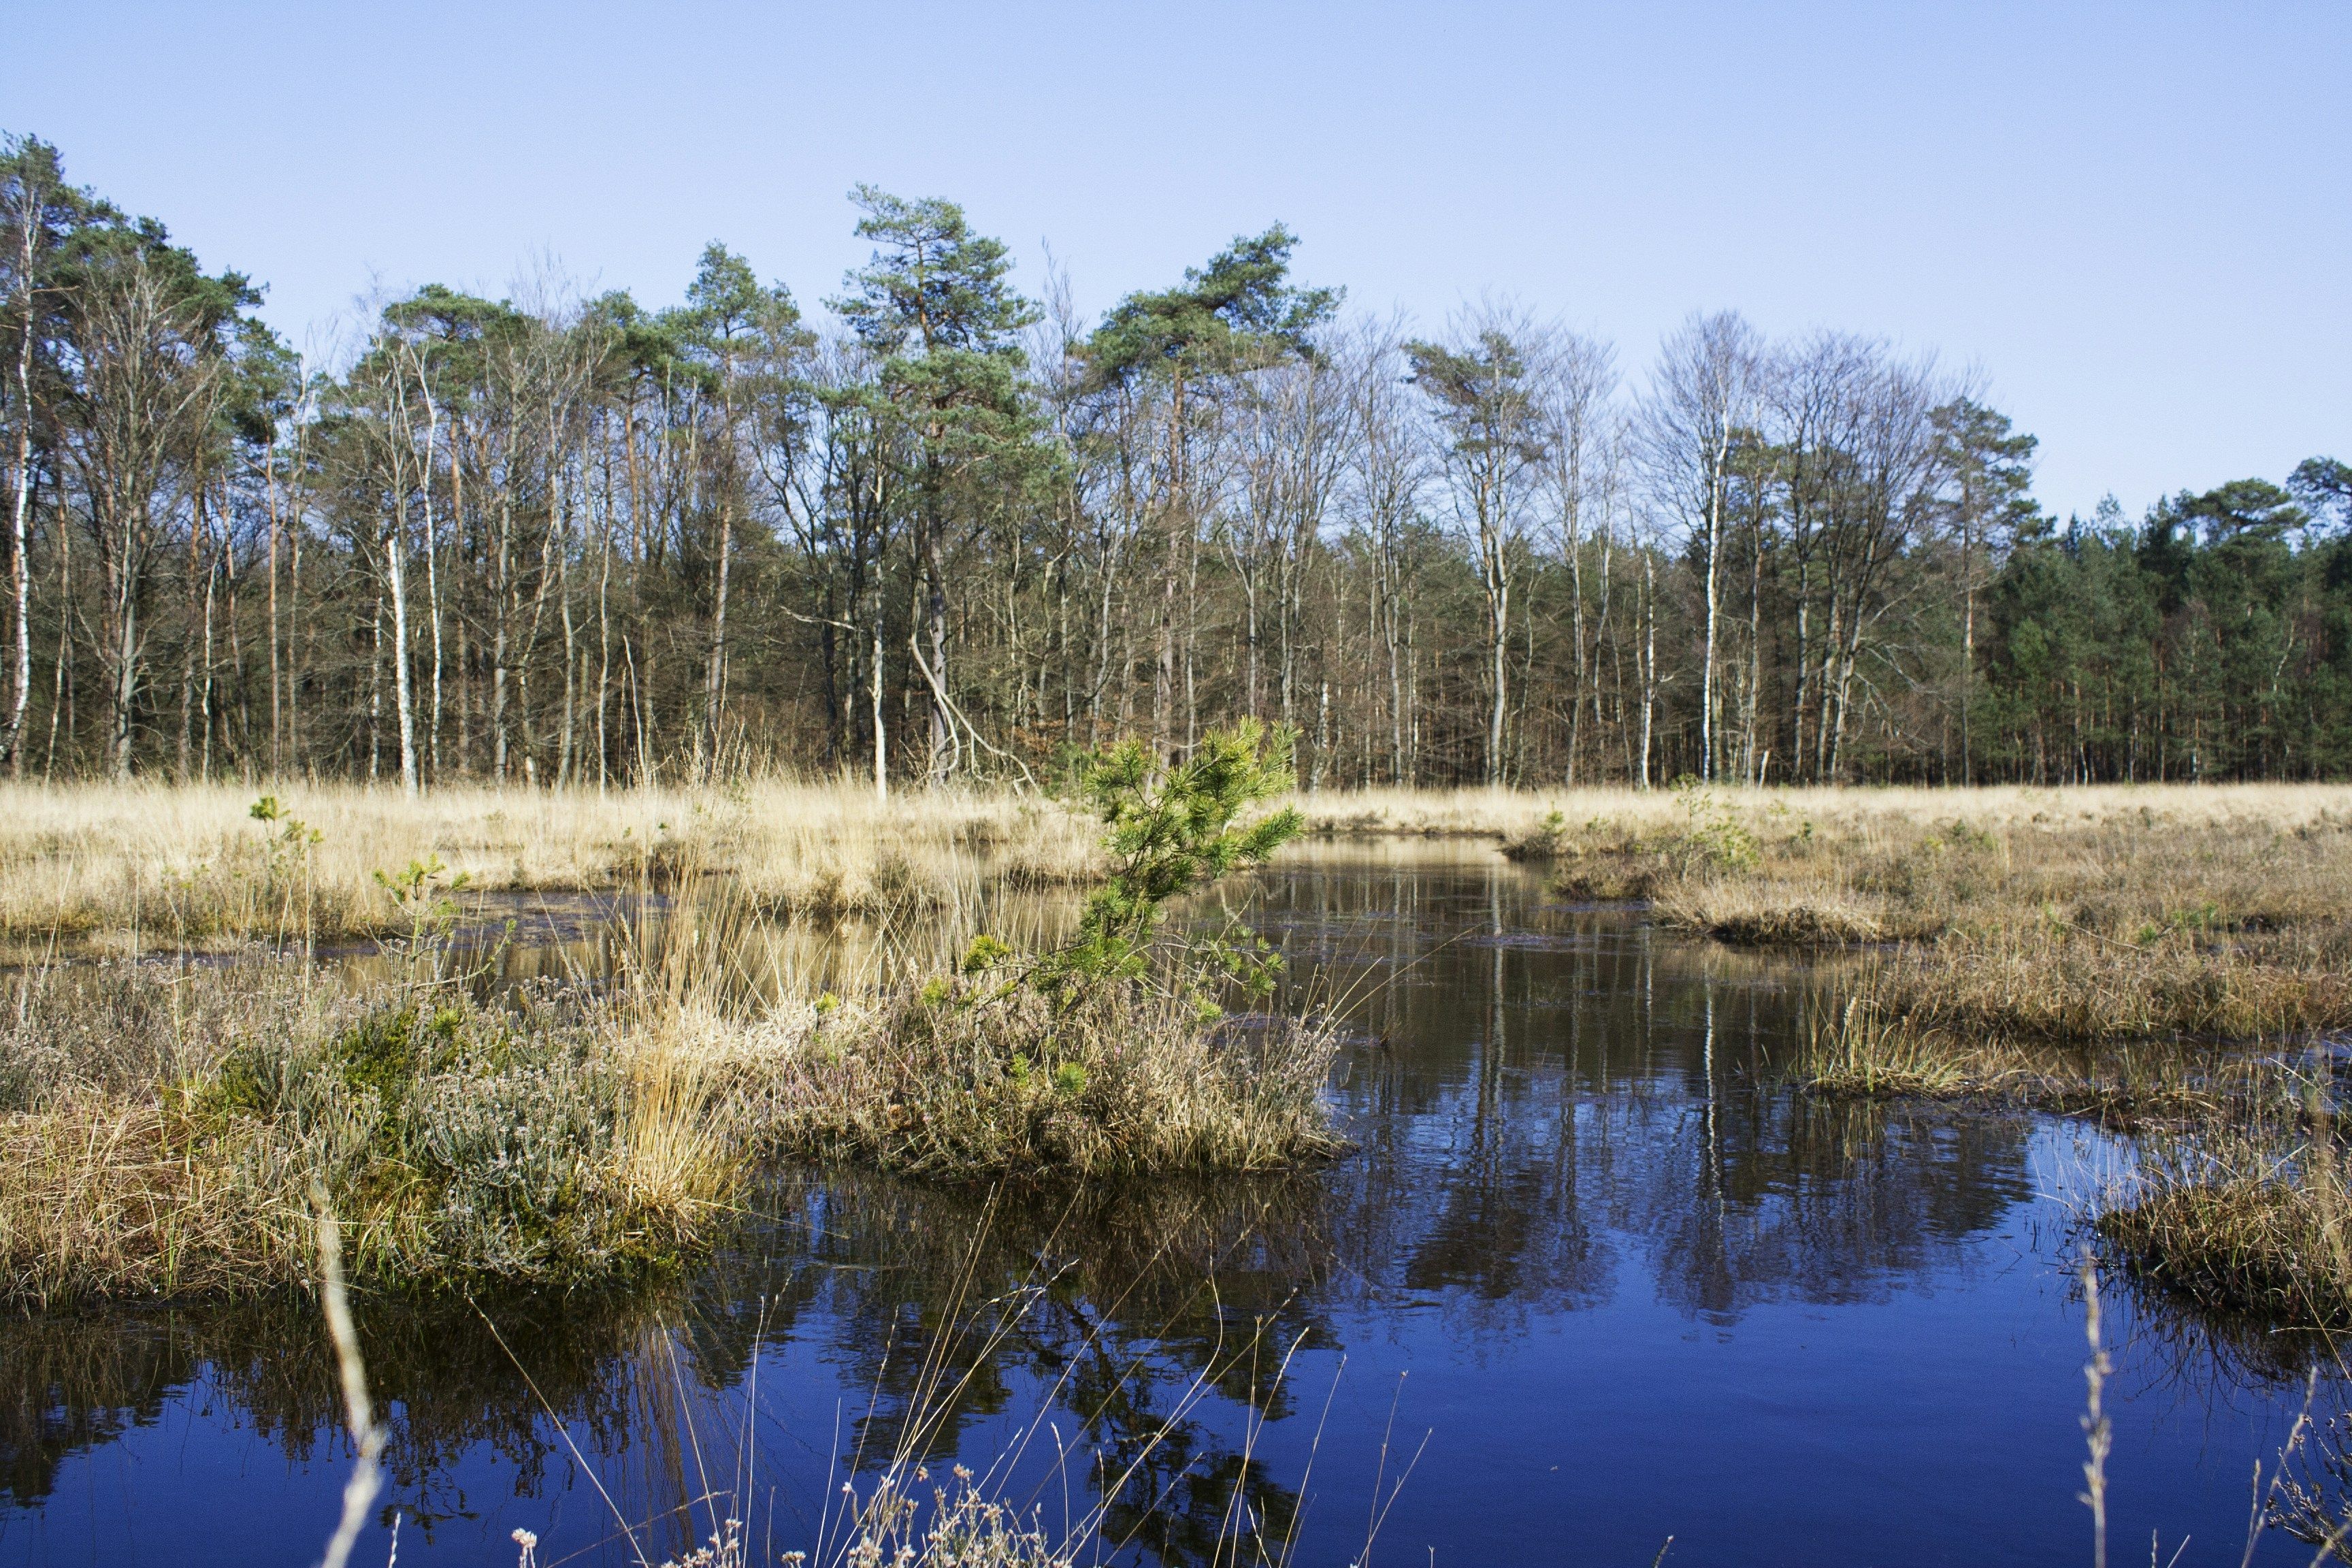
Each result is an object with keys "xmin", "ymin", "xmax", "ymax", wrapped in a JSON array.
[{"xmin": 312, "ymin": 1179, "xmax": 386, "ymax": 1568}]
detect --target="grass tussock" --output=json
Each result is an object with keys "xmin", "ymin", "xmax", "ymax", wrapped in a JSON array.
[
  {"xmin": 1795, "ymin": 970, "xmax": 2352, "ymax": 1328},
  {"xmin": 1793, "ymin": 1000, "xmax": 1978, "ymax": 1098},
  {"xmin": 1792, "ymin": 993, "xmax": 2247, "ymax": 1125},
  {"xmin": 680, "ymin": 983, "xmax": 1341, "ymax": 1180},
  {"xmin": 0, "ymin": 958, "xmax": 725, "ymax": 1308},
  {"xmin": 1853, "ymin": 925, "xmax": 2352, "ymax": 1044},
  {"xmin": 2097, "ymin": 1080, "xmax": 2352, "ymax": 1328}
]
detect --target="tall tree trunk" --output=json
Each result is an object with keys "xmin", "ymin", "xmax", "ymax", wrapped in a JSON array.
[
  {"xmin": 366, "ymin": 591, "xmax": 383, "ymax": 781},
  {"xmin": 1960, "ymin": 509, "xmax": 1976, "ymax": 785},
  {"xmin": 1481, "ymin": 493, "xmax": 1508, "ymax": 786},
  {"xmin": 105, "ymin": 497, "xmax": 138, "ymax": 781},
  {"xmin": 178, "ymin": 461, "xmax": 203, "ymax": 778},
  {"xmin": 289, "ymin": 460, "xmax": 305, "ymax": 774},
  {"xmin": 925, "ymin": 529, "xmax": 951, "ymax": 780},
  {"xmin": 265, "ymin": 433, "xmax": 282, "ymax": 776},
  {"xmin": 388, "ymin": 457, "xmax": 418, "ymax": 796},
  {"xmin": 1745, "ymin": 513, "xmax": 1764, "ymax": 783},
  {"xmin": 493, "ymin": 482, "xmax": 512, "ymax": 781},
  {"xmin": 559, "ymin": 506, "xmax": 577, "ymax": 788},
  {"xmin": 1639, "ymin": 548, "xmax": 1657, "ymax": 790},
  {"xmin": 423, "ymin": 391, "xmax": 444, "ymax": 783},
  {"xmin": 43, "ymin": 509, "xmax": 67, "ymax": 780},
  {"xmin": 3, "ymin": 185, "xmax": 35, "ymax": 776},
  {"xmin": 1566, "ymin": 515, "xmax": 1586, "ymax": 785},
  {"xmin": 198, "ymin": 525, "xmax": 217, "ymax": 780},
  {"xmin": 704, "ymin": 481, "xmax": 732, "ymax": 780},
  {"xmin": 871, "ymin": 621, "xmax": 887, "ymax": 803},
  {"xmin": 594, "ymin": 468, "xmax": 612, "ymax": 791},
  {"xmin": 1698, "ymin": 431, "xmax": 1727, "ymax": 783}
]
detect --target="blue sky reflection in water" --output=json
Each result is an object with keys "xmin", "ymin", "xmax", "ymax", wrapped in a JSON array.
[{"xmin": 0, "ymin": 846, "xmax": 2336, "ymax": 1566}]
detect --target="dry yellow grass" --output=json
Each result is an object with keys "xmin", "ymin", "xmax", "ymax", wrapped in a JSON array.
[
  {"xmin": 1632, "ymin": 789, "xmax": 2352, "ymax": 1324},
  {"xmin": 0, "ymin": 779, "xmax": 1105, "ymax": 952},
  {"xmin": 1303, "ymin": 781, "xmax": 2352, "ymax": 843},
  {"xmin": 0, "ymin": 958, "xmax": 726, "ymax": 1308},
  {"xmin": 0, "ymin": 1096, "xmax": 308, "ymax": 1305},
  {"xmin": 1793, "ymin": 993, "xmax": 2245, "ymax": 1128},
  {"xmin": 1851, "ymin": 926, "xmax": 2352, "ymax": 1043},
  {"xmin": 1446, "ymin": 781, "xmax": 2352, "ymax": 1043},
  {"xmin": 2097, "ymin": 1077, "xmax": 2352, "ymax": 1328},
  {"xmin": 1653, "ymin": 788, "xmax": 2352, "ymax": 947},
  {"xmin": 18, "ymin": 777, "xmax": 2351, "ymax": 953}
]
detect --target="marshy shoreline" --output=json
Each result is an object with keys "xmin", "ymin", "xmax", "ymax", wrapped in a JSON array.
[
  {"xmin": 9, "ymin": 777, "xmax": 2352, "ymax": 1335},
  {"xmin": 0, "ymin": 731, "xmax": 1352, "ymax": 1311},
  {"xmin": 1503, "ymin": 781, "xmax": 2352, "ymax": 1332}
]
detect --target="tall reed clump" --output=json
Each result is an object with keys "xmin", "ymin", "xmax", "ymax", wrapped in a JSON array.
[
  {"xmin": 1791, "ymin": 996, "xmax": 1976, "ymax": 1098},
  {"xmin": 1847, "ymin": 922, "xmax": 2352, "ymax": 1045},
  {"xmin": 1791, "ymin": 986, "xmax": 2251, "ymax": 1130}
]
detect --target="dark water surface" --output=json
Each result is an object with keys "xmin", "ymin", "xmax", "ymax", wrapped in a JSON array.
[{"xmin": 3, "ymin": 847, "xmax": 2340, "ymax": 1566}]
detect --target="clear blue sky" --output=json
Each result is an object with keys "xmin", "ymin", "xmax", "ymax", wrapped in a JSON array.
[{"xmin": 5, "ymin": 1, "xmax": 2345, "ymax": 520}]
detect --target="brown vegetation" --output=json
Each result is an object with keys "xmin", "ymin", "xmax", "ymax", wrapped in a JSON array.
[
  {"xmin": 0, "ymin": 928, "xmax": 1337, "ymax": 1309},
  {"xmin": 1793, "ymin": 997, "xmax": 2244, "ymax": 1126},
  {"xmin": 2097, "ymin": 1085, "xmax": 2352, "ymax": 1330},
  {"xmin": 1801, "ymin": 990, "xmax": 2352, "ymax": 1330},
  {"xmin": 0, "ymin": 779, "xmax": 1104, "ymax": 953},
  {"xmin": 1664, "ymin": 785, "xmax": 2352, "ymax": 1328},
  {"xmin": 1514, "ymin": 781, "xmax": 2352, "ymax": 1043}
]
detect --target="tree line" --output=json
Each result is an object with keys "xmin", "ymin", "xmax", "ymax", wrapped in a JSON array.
[{"xmin": 3, "ymin": 134, "xmax": 2345, "ymax": 792}]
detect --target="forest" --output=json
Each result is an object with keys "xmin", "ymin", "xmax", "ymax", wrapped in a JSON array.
[{"xmin": 3, "ymin": 133, "xmax": 2347, "ymax": 793}]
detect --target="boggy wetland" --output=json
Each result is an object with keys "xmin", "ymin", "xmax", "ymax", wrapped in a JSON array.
[{"xmin": 10, "ymin": 779, "xmax": 2352, "ymax": 1565}]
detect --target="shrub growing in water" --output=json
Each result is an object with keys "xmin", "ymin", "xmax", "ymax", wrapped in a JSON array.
[
  {"xmin": 1031, "ymin": 719, "xmax": 1303, "ymax": 1002},
  {"xmin": 735, "ymin": 721, "xmax": 1339, "ymax": 1180}
]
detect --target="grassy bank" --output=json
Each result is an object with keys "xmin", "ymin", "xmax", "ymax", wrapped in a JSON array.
[
  {"xmin": 2096, "ymin": 1113, "xmax": 2352, "ymax": 1330},
  {"xmin": 1504, "ymin": 781, "xmax": 2352, "ymax": 1041},
  {"xmin": 0, "ymin": 943, "xmax": 1338, "ymax": 1309},
  {"xmin": 1797, "ymin": 998, "xmax": 2352, "ymax": 1329},
  {"xmin": 0, "ymin": 777, "xmax": 1612, "ymax": 953},
  {"xmin": 20, "ymin": 777, "xmax": 2349, "ymax": 960},
  {"xmin": 1791, "ymin": 996, "xmax": 2255, "ymax": 1120},
  {"xmin": 1544, "ymin": 783, "xmax": 2352, "ymax": 947}
]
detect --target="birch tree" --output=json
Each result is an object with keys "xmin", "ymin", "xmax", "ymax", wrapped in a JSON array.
[{"xmin": 1641, "ymin": 310, "xmax": 1760, "ymax": 781}]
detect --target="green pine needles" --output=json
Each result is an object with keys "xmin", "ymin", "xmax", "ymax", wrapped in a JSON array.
[{"xmin": 1032, "ymin": 720, "xmax": 1303, "ymax": 1002}]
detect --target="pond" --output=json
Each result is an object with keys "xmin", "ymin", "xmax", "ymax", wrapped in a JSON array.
[{"xmin": 1, "ymin": 845, "xmax": 2340, "ymax": 1566}]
